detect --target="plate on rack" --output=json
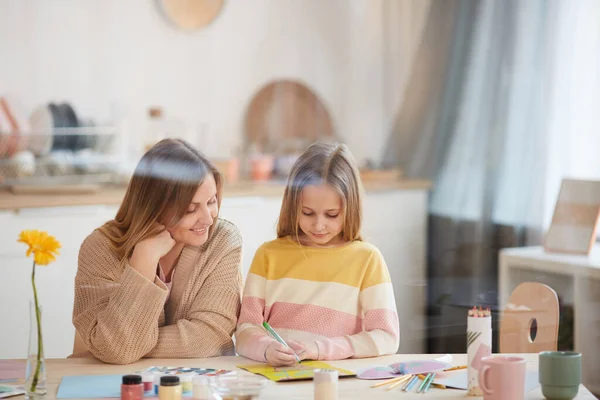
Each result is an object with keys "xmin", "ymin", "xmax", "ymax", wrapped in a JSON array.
[
  {"xmin": 29, "ymin": 104, "xmax": 54, "ymax": 156},
  {"xmin": 58, "ymin": 103, "xmax": 91, "ymax": 150},
  {"xmin": 49, "ymin": 103, "xmax": 70, "ymax": 150}
]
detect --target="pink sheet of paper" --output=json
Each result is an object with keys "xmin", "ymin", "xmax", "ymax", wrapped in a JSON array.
[
  {"xmin": 357, "ymin": 360, "xmax": 451, "ymax": 380},
  {"xmin": 0, "ymin": 361, "xmax": 25, "ymax": 381},
  {"xmin": 356, "ymin": 366, "xmax": 398, "ymax": 380}
]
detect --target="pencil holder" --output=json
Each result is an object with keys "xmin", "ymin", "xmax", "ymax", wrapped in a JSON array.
[{"xmin": 467, "ymin": 309, "xmax": 491, "ymax": 396}]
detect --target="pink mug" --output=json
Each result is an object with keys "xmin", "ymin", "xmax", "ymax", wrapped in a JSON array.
[{"xmin": 478, "ymin": 356, "xmax": 526, "ymax": 400}]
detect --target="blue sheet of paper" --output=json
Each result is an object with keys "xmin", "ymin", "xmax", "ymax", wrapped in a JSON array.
[{"xmin": 57, "ymin": 375, "xmax": 122, "ymax": 399}]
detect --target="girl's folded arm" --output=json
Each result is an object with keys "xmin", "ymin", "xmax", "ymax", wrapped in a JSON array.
[{"xmin": 313, "ymin": 250, "xmax": 400, "ymax": 360}]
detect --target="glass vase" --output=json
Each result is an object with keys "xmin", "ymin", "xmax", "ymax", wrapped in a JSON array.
[{"xmin": 25, "ymin": 300, "xmax": 47, "ymax": 400}]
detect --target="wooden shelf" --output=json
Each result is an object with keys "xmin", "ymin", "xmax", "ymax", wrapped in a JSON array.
[{"xmin": 0, "ymin": 179, "xmax": 431, "ymax": 211}]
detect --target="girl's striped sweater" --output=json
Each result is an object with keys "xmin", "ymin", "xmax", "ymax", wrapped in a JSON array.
[{"xmin": 235, "ymin": 236, "xmax": 399, "ymax": 361}]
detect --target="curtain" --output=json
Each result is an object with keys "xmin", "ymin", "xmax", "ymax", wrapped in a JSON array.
[{"xmin": 382, "ymin": 0, "xmax": 559, "ymax": 352}]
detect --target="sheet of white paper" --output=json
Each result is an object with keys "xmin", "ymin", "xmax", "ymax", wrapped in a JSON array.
[
  {"xmin": 434, "ymin": 369, "xmax": 540, "ymax": 392},
  {"xmin": 435, "ymin": 354, "xmax": 453, "ymax": 364}
]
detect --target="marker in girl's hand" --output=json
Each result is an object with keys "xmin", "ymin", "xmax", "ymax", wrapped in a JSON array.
[{"xmin": 263, "ymin": 321, "xmax": 301, "ymax": 363}]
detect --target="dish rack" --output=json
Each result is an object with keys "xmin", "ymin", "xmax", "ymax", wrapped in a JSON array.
[{"xmin": 0, "ymin": 126, "xmax": 125, "ymax": 188}]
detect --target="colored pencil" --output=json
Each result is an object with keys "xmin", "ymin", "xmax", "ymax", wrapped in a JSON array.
[
  {"xmin": 403, "ymin": 375, "xmax": 420, "ymax": 392},
  {"xmin": 444, "ymin": 365, "xmax": 467, "ymax": 372},
  {"xmin": 371, "ymin": 375, "xmax": 408, "ymax": 388},
  {"xmin": 401, "ymin": 376, "xmax": 414, "ymax": 391},
  {"xmin": 386, "ymin": 374, "xmax": 413, "ymax": 391}
]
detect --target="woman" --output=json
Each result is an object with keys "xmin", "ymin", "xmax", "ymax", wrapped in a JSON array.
[{"xmin": 72, "ymin": 138, "xmax": 242, "ymax": 364}]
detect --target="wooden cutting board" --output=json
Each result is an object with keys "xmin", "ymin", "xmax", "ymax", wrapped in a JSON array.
[{"xmin": 245, "ymin": 80, "xmax": 335, "ymax": 153}]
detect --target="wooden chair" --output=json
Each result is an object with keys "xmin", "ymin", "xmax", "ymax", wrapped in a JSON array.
[
  {"xmin": 500, "ymin": 282, "xmax": 560, "ymax": 353},
  {"xmin": 68, "ymin": 330, "xmax": 92, "ymax": 358}
]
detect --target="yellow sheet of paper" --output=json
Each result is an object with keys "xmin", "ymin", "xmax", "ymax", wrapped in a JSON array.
[{"xmin": 237, "ymin": 361, "xmax": 356, "ymax": 382}]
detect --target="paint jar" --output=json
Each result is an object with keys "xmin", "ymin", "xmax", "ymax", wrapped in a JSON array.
[
  {"xmin": 121, "ymin": 375, "xmax": 144, "ymax": 400},
  {"xmin": 314, "ymin": 369, "xmax": 338, "ymax": 400},
  {"xmin": 139, "ymin": 373, "xmax": 153, "ymax": 396},
  {"xmin": 179, "ymin": 373, "xmax": 193, "ymax": 394},
  {"xmin": 159, "ymin": 376, "xmax": 181, "ymax": 400},
  {"xmin": 192, "ymin": 375, "xmax": 213, "ymax": 400}
]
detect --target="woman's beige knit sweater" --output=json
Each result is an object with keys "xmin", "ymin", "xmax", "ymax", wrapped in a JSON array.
[{"xmin": 72, "ymin": 219, "xmax": 242, "ymax": 365}]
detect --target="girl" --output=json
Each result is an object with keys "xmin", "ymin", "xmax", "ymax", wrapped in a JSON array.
[
  {"xmin": 72, "ymin": 138, "xmax": 242, "ymax": 364},
  {"xmin": 235, "ymin": 142, "xmax": 399, "ymax": 366}
]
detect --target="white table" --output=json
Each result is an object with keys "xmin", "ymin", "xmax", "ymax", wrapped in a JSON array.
[
  {"xmin": 15, "ymin": 354, "xmax": 597, "ymax": 399},
  {"xmin": 499, "ymin": 246, "xmax": 600, "ymax": 396}
]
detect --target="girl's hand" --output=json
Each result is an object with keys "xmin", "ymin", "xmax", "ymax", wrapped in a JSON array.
[
  {"xmin": 264, "ymin": 343, "xmax": 301, "ymax": 366},
  {"xmin": 130, "ymin": 225, "xmax": 176, "ymax": 281},
  {"xmin": 289, "ymin": 340, "xmax": 319, "ymax": 361}
]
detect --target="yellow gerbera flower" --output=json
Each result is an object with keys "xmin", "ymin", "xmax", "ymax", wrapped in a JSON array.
[{"xmin": 18, "ymin": 230, "xmax": 61, "ymax": 266}]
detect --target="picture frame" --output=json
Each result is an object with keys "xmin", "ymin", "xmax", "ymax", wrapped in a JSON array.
[{"xmin": 544, "ymin": 178, "xmax": 600, "ymax": 255}]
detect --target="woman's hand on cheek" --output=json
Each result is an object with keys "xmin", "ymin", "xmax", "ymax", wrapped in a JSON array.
[
  {"xmin": 130, "ymin": 224, "xmax": 176, "ymax": 281},
  {"xmin": 140, "ymin": 225, "xmax": 176, "ymax": 260}
]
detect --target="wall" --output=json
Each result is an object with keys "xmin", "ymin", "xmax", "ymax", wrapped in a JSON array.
[{"xmin": 0, "ymin": 0, "xmax": 428, "ymax": 166}]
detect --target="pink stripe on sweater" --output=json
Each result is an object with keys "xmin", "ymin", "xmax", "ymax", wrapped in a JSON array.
[
  {"xmin": 316, "ymin": 337, "xmax": 354, "ymax": 360},
  {"xmin": 364, "ymin": 308, "xmax": 400, "ymax": 337},
  {"xmin": 238, "ymin": 297, "xmax": 265, "ymax": 326},
  {"xmin": 265, "ymin": 302, "xmax": 363, "ymax": 337}
]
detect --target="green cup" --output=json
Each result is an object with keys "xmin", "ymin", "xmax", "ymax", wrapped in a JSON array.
[{"xmin": 539, "ymin": 351, "xmax": 581, "ymax": 400}]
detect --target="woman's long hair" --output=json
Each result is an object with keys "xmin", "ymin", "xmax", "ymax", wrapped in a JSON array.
[{"xmin": 99, "ymin": 138, "xmax": 222, "ymax": 263}]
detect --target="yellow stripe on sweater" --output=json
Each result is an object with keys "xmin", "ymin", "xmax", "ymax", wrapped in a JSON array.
[{"xmin": 248, "ymin": 238, "xmax": 392, "ymax": 289}]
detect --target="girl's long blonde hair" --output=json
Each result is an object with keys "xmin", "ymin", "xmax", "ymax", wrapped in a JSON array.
[
  {"xmin": 277, "ymin": 142, "xmax": 364, "ymax": 242},
  {"xmin": 99, "ymin": 138, "xmax": 222, "ymax": 263}
]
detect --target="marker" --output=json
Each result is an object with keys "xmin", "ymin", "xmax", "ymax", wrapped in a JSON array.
[{"xmin": 262, "ymin": 321, "xmax": 301, "ymax": 363}]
